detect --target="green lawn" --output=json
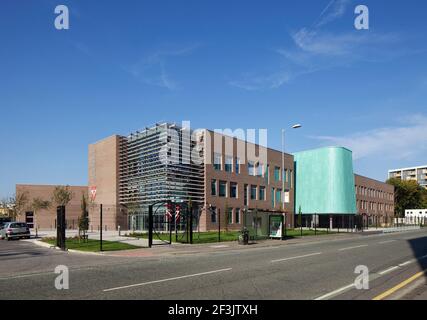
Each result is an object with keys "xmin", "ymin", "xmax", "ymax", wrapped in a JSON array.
[
  {"xmin": 42, "ymin": 238, "xmax": 140, "ymax": 252},
  {"xmin": 126, "ymin": 229, "xmax": 334, "ymax": 244},
  {"xmin": 128, "ymin": 231, "xmax": 240, "ymax": 244}
]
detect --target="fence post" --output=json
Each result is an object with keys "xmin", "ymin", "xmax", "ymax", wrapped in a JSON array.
[
  {"xmin": 100, "ymin": 204, "xmax": 103, "ymax": 252},
  {"xmin": 148, "ymin": 204, "xmax": 153, "ymax": 248},
  {"xmin": 218, "ymin": 208, "xmax": 221, "ymax": 243}
]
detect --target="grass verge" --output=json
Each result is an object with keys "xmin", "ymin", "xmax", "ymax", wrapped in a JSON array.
[
  {"xmin": 42, "ymin": 237, "xmax": 140, "ymax": 252},
  {"xmin": 126, "ymin": 229, "xmax": 334, "ymax": 244}
]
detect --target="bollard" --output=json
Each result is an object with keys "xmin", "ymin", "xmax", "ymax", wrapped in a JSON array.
[{"xmin": 118, "ymin": 225, "xmax": 121, "ymax": 236}]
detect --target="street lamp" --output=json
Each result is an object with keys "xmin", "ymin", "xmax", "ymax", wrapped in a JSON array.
[{"xmin": 281, "ymin": 124, "xmax": 302, "ymax": 238}]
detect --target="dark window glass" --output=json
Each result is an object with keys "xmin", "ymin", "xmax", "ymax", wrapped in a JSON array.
[
  {"xmin": 250, "ymin": 185, "xmax": 257, "ymax": 200},
  {"xmin": 219, "ymin": 181, "xmax": 227, "ymax": 197},
  {"xmin": 230, "ymin": 182, "xmax": 238, "ymax": 198}
]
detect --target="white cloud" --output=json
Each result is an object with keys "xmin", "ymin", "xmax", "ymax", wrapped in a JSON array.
[
  {"xmin": 125, "ymin": 44, "xmax": 201, "ymax": 90},
  {"xmin": 229, "ymin": 0, "xmax": 404, "ymax": 91},
  {"xmin": 229, "ymin": 71, "xmax": 291, "ymax": 91},
  {"xmin": 314, "ymin": 0, "xmax": 351, "ymax": 27},
  {"xmin": 314, "ymin": 114, "xmax": 427, "ymax": 161}
]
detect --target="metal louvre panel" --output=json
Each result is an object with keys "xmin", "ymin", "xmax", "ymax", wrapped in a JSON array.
[{"xmin": 119, "ymin": 123, "xmax": 206, "ymax": 207}]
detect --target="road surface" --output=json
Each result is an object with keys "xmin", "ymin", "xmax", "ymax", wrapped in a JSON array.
[{"xmin": 0, "ymin": 229, "xmax": 426, "ymax": 300}]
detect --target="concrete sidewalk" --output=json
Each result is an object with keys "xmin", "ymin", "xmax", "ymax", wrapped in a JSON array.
[{"xmin": 33, "ymin": 229, "xmax": 151, "ymax": 247}]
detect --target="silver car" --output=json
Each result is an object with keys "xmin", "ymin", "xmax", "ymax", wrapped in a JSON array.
[{"xmin": 0, "ymin": 222, "xmax": 31, "ymax": 241}]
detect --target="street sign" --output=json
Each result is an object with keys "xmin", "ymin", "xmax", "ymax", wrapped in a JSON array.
[
  {"xmin": 89, "ymin": 186, "xmax": 97, "ymax": 202},
  {"xmin": 175, "ymin": 205, "xmax": 181, "ymax": 222},
  {"xmin": 165, "ymin": 203, "xmax": 173, "ymax": 221}
]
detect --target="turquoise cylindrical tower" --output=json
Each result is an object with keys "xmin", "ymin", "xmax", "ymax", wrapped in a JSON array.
[{"xmin": 293, "ymin": 147, "xmax": 357, "ymax": 215}]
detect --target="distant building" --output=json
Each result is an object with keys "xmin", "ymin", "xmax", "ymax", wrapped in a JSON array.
[
  {"xmin": 405, "ymin": 209, "xmax": 427, "ymax": 224},
  {"xmin": 0, "ymin": 207, "xmax": 11, "ymax": 217},
  {"xmin": 388, "ymin": 165, "xmax": 427, "ymax": 189}
]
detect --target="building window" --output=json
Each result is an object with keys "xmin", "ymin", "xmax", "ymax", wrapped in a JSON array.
[
  {"xmin": 250, "ymin": 185, "xmax": 257, "ymax": 200},
  {"xmin": 290, "ymin": 170, "xmax": 294, "ymax": 188},
  {"xmin": 211, "ymin": 179, "xmax": 217, "ymax": 196},
  {"xmin": 271, "ymin": 188, "xmax": 275, "ymax": 207},
  {"xmin": 214, "ymin": 153, "xmax": 222, "ymax": 171},
  {"xmin": 235, "ymin": 208, "xmax": 241, "ymax": 224},
  {"xmin": 225, "ymin": 155, "xmax": 233, "ymax": 173},
  {"xmin": 276, "ymin": 189, "xmax": 282, "ymax": 204},
  {"xmin": 227, "ymin": 207, "xmax": 233, "ymax": 224},
  {"xmin": 274, "ymin": 167, "xmax": 280, "ymax": 181},
  {"xmin": 230, "ymin": 182, "xmax": 238, "ymax": 198},
  {"xmin": 248, "ymin": 161, "xmax": 255, "ymax": 176},
  {"xmin": 25, "ymin": 211, "xmax": 34, "ymax": 229},
  {"xmin": 210, "ymin": 207, "xmax": 217, "ymax": 223},
  {"xmin": 257, "ymin": 163, "xmax": 263, "ymax": 177},
  {"xmin": 235, "ymin": 157, "xmax": 240, "ymax": 174},
  {"xmin": 244, "ymin": 184, "xmax": 248, "ymax": 206},
  {"xmin": 259, "ymin": 186, "xmax": 266, "ymax": 201},
  {"xmin": 219, "ymin": 181, "xmax": 227, "ymax": 197}
]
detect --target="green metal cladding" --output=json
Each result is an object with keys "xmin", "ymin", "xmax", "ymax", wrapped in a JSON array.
[{"xmin": 293, "ymin": 147, "xmax": 357, "ymax": 215}]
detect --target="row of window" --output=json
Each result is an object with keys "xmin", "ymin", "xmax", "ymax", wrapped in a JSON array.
[
  {"xmin": 213, "ymin": 153, "xmax": 294, "ymax": 188},
  {"xmin": 209, "ymin": 206, "xmax": 242, "ymax": 224},
  {"xmin": 356, "ymin": 185, "xmax": 393, "ymax": 201},
  {"xmin": 211, "ymin": 180, "xmax": 289, "ymax": 207},
  {"xmin": 357, "ymin": 200, "xmax": 394, "ymax": 213},
  {"xmin": 214, "ymin": 154, "xmax": 240, "ymax": 174}
]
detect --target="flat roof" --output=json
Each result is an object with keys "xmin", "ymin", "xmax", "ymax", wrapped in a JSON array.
[{"xmin": 388, "ymin": 165, "xmax": 427, "ymax": 173}]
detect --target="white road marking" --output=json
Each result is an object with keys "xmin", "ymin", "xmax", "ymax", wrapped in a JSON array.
[
  {"xmin": 315, "ymin": 283, "xmax": 355, "ymax": 300},
  {"xmin": 398, "ymin": 260, "xmax": 415, "ymax": 267},
  {"xmin": 320, "ymin": 254, "xmax": 427, "ymax": 300},
  {"xmin": 338, "ymin": 245, "xmax": 368, "ymax": 252},
  {"xmin": 210, "ymin": 245, "xmax": 229, "ymax": 248},
  {"xmin": 103, "ymin": 268, "xmax": 233, "ymax": 292},
  {"xmin": 271, "ymin": 252, "xmax": 322, "ymax": 263},
  {"xmin": 379, "ymin": 266, "xmax": 400, "ymax": 275},
  {"xmin": 379, "ymin": 240, "xmax": 396, "ymax": 244}
]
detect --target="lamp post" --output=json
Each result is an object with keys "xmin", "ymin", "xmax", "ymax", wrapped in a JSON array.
[{"xmin": 282, "ymin": 124, "xmax": 302, "ymax": 238}]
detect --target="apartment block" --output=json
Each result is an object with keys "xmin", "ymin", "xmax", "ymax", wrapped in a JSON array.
[{"xmin": 388, "ymin": 165, "xmax": 427, "ymax": 189}]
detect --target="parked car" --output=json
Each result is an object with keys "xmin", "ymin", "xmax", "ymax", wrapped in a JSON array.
[
  {"xmin": 0, "ymin": 222, "xmax": 31, "ymax": 240},
  {"xmin": 0, "ymin": 217, "xmax": 11, "ymax": 230}
]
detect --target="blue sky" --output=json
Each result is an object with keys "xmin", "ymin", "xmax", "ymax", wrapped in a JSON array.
[{"xmin": 1, "ymin": 0, "xmax": 427, "ymax": 198}]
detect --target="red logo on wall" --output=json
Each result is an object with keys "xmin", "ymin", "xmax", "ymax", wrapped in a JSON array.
[{"xmin": 89, "ymin": 186, "xmax": 97, "ymax": 202}]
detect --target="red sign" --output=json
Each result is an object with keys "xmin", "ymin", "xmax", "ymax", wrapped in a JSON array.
[
  {"xmin": 165, "ymin": 203, "xmax": 173, "ymax": 221},
  {"xmin": 175, "ymin": 205, "xmax": 181, "ymax": 222},
  {"xmin": 89, "ymin": 186, "xmax": 97, "ymax": 202}
]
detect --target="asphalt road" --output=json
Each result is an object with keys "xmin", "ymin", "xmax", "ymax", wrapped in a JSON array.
[{"xmin": 1, "ymin": 229, "xmax": 427, "ymax": 300}]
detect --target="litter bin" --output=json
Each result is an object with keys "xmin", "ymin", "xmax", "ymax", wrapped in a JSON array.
[{"xmin": 238, "ymin": 228, "xmax": 249, "ymax": 245}]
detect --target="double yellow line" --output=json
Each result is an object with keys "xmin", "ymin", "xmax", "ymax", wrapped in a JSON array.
[{"xmin": 373, "ymin": 271, "xmax": 426, "ymax": 300}]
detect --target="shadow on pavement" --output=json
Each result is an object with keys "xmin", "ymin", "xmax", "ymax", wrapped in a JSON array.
[{"xmin": 408, "ymin": 235, "xmax": 427, "ymax": 278}]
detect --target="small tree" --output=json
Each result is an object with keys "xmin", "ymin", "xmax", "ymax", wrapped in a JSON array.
[
  {"xmin": 224, "ymin": 202, "xmax": 230, "ymax": 231},
  {"xmin": 9, "ymin": 192, "xmax": 29, "ymax": 221},
  {"xmin": 30, "ymin": 197, "xmax": 51, "ymax": 229},
  {"xmin": 78, "ymin": 193, "xmax": 89, "ymax": 241},
  {"xmin": 52, "ymin": 185, "xmax": 74, "ymax": 207}
]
